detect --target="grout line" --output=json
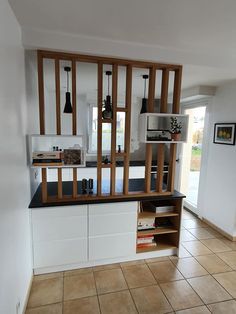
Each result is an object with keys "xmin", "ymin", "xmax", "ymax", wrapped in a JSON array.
[
  {"xmin": 145, "ymin": 261, "xmax": 175, "ymax": 313},
  {"xmin": 92, "ymin": 271, "xmax": 102, "ymax": 314}
]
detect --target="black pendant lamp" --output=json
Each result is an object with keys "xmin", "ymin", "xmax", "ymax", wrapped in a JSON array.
[
  {"xmin": 140, "ymin": 74, "xmax": 149, "ymax": 114},
  {"xmin": 102, "ymin": 71, "xmax": 112, "ymax": 119},
  {"xmin": 64, "ymin": 66, "xmax": 73, "ymax": 113}
]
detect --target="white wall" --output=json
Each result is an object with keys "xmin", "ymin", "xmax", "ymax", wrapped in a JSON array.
[
  {"xmin": 200, "ymin": 81, "xmax": 236, "ymax": 236},
  {"xmin": 0, "ymin": 0, "xmax": 32, "ymax": 313}
]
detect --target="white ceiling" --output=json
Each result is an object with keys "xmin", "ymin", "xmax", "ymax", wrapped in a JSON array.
[{"xmin": 9, "ymin": 0, "xmax": 236, "ymax": 89}]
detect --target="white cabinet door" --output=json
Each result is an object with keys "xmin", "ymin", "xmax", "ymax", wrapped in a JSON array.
[
  {"xmin": 89, "ymin": 202, "xmax": 137, "ymax": 260},
  {"xmin": 34, "ymin": 238, "xmax": 87, "ymax": 268},
  {"xmin": 89, "ymin": 233, "xmax": 136, "ymax": 260},
  {"xmin": 32, "ymin": 205, "xmax": 88, "ymax": 268}
]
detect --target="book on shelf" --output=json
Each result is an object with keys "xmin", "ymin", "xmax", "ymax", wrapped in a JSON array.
[
  {"xmin": 137, "ymin": 242, "xmax": 157, "ymax": 249},
  {"xmin": 137, "ymin": 217, "xmax": 155, "ymax": 231},
  {"xmin": 137, "ymin": 235, "xmax": 154, "ymax": 244},
  {"xmin": 144, "ymin": 201, "xmax": 175, "ymax": 213}
]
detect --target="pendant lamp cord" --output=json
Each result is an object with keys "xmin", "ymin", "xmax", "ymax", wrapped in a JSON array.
[
  {"xmin": 67, "ymin": 71, "xmax": 69, "ymax": 92},
  {"xmin": 144, "ymin": 77, "xmax": 147, "ymax": 98}
]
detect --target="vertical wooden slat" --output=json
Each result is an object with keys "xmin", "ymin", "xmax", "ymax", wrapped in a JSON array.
[
  {"xmin": 37, "ymin": 51, "xmax": 48, "ymax": 202},
  {"xmin": 156, "ymin": 69, "xmax": 169, "ymax": 192},
  {"xmin": 72, "ymin": 60, "xmax": 77, "ymax": 197},
  {"xmin": 55, "ymin": 59, "xmax": 61, "ymax": 134},
  {"xmin": 167, "ymin": 68, "xmax": 182, "ymax": 192},
  {"xmin": 57, "ymin": 169, "xmax": 63, "ymax": 199},
  {"xmin": 172, "ymin": 67, "xmax": 182, "ymax": 114},
  {"xmin": 97, "ymin": 63, "xmax": 103, "ymax": 196},
  {"xmin": 167, "ymin": 143, "xmax": 177, "ymax": 192},
  {"xmin": 156, "ymin": 143, "xmax": 165, "ymax": 192},
  {"xmin": 72, "ymin": 60, "xmax": 77, "ymax": 135},
  {"xmin": 41, "ymin": 168, "xmax": 48, "ymax": 203},
  {"xmin": 123, "ymin": 65, "xmax": 132, "ymax": 194},
  {"xmin": 37, "ymin": 51, "xmax": 45, "ymax": 135},
  {"xmin": 110, "ymin": 64, "xmax": 118, "ymax": 195},
  {"xmin": 144, "ymin": 66, "xmax": 156, "ymax": 193},
  {"xmin": 55, "ymin": 58, "xmax": 63, "ymax": 199}
]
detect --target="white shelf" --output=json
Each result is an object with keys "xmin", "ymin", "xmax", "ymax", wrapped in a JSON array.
[
  {"xmin": 139, "ymin": 113, "xmax": 189, "ymax": 143},
  {"xmin": 29, "ymin": 134, "xmax": 86, "ymax": 168}
]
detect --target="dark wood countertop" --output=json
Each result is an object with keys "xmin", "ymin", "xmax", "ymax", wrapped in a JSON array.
[{"xmin": 29, "ymin": 178, "xmax": 185, "ymax": 208}]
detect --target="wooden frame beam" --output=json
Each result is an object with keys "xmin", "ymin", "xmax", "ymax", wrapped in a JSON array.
[
  {"xmin": 123, "ymin": 65, "xmax": 132, "ymax": 194},
  {"xmin": 144, "ymin": 66, "xmax": 156, "ymax": 193},
  {"xmin": 110, "ymin": 64, "xmax": 118, "ymax": 195},
  {"xmin": 97, "ymin": 62, "xmax": 103, "ymax": 196}
]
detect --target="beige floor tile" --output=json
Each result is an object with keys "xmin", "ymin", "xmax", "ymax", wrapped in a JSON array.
[
  {"xmin": 204, "ymin": 227, "xmax": 223, "ymax": 238},
  {"xmin": 207, "ymin": 300, "xmax": 236, "ymax": 313},
  {"xmin": 122, "ymin": 264, "xmax": 156, "ymax": 288},
  {"xmin": 195, "ymin": 254, "xmax": 232, "ymax": 274},
  {"xmin": 145, "ymin": 256, "xmax": 169, "ymax": 263},
  {"xmin": 182, "ymin": 219, "xmax": 207, "ymax": 229},
  {"xmin": 188, "ymin": 228, "xmax": 218, "ymax": 240},
  {"xmin": 99, "ymin": 290, "xmax": 137, "ymax": 314},
  {"xmin": 217, "ymin": 251, "xmax": 236, "ymax": 269},
  {"xmin": 26, "ymin": 303, "xmax": 62, "ymax": 314},
  {"xmin": 64, "ymin": 296, "xmax": 100, "ymax": 314},
  {"xmin": 94, "ymin": 268, "xmax": 127, "ymax": 294},
  {"xmin": 93, "ymin": 263, "xmax": 120, "ymax": 272},
  {"xmin": 27, "ymin": 278, "xmax": 63, "ymax": 308},
  {"xmin": 188, "ymin": 275, "xmax": 232, "ymax": 304},
  {"xmin": 64, "ymin": 272, "xmax": 96, "ymax": 301},
  {"xmin": 221, "ymin": 238, "xmax": 236, "ymax": 250},
  {"xmin": 131, "ymin": 285, "xmax": 172, "ymax": 314},
  {"xmin": 176, "ymin": 305, "xmax": 210, "ymax": 314},
  {"xmin": 180, "ymin": 229, "xmax": 197, "ymax": 242},
  {"xmin": 214, "ymin": 271, "xmax": 236, "ymax": 297},
  {"xmin": 173, "ymin": 257, "xmax": 208, "ymax": 278},
  {"xmin": 34, "ymin": 272, "xmax": 63, "ymax": 281},
  {"xmin": 160, "ymin": 280, "xmax": 203, "ymax": 311},
  {"xmin": 120, "ymin": 259, "xmax": 145, "ymax": 267},
  {"xmin": 148, "ymin": 260, "xmax": 183, "ymax": 283},
  {"xmin": 201, "ymin": 238, "xmax": 232, "ymax": 253},
  {"xmin": 182, "ymin": 211, "xmax": 196, "ymax": 220},
  {"xmin": 64, "ymin": 267, "xmax": 93, "ymax": 277},
  {"xmin": 182, "ymin": 241, "xmax": 212, "ymax": 256}
]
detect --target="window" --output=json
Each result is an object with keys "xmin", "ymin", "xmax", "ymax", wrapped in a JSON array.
[{"xmin": 88, "ymin": 105, "xmax": 125, "ymax": 154}]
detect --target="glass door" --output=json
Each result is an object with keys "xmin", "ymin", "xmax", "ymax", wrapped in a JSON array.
[{"xmin": 179, "ymin": 105, "xmax": 206, "ymax": 214}]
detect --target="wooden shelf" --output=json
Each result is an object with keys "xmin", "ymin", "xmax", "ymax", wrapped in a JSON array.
[
  {"xmin": 137, "ymin": 227, "xmax": 178, "ymax": 237},
  {"xmin": 102, "ymin": 119, "xmax": 113, "ymax": 123},
  {"xmin": 137, "ymin": 241, "xmax": 177, "ymax": 253},
  {"xmin": 117, "ymin": 107, "xmax": 128, "ymax": 112},
  {"xmin": 139, "ymin": 211, "xmax": 179, "ymax": 218},
  {"xmin": 101, "ymin": 163, "xmax": 112, "ymax": 168},
  {"xmin": 31, "ymin": 163, "xmax": 86, "ymax": 169}
]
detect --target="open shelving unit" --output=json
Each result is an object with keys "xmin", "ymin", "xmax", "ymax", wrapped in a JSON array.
[{"xmin": 136, "ymin": 198, "xmax": 182, "ymax": 253}]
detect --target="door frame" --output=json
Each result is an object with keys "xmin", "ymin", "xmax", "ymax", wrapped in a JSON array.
[{"xmin": 175, "ymin": 98, "xmax": 212, "ymax": 217}]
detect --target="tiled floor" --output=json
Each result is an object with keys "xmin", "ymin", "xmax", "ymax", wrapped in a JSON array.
[{"xmin": 26, "ymin": 209, "xmax": 236, "ymax": 313}]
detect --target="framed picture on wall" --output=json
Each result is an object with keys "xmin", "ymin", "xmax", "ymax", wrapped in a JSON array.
[{"xmin": 213, "ymin": 123, "xmax": 236, "ymax": 145}]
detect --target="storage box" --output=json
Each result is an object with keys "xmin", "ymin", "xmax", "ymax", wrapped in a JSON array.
[{"xmin": 144, "ymin": 202, "xmax": 175, "ymax": 213}]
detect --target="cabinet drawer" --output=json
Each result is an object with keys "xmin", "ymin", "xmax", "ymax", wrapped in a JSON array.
[
  {"xmin": 34, "ymin": 238, "xmax": 87, "ymax": 268},
  {"xmin": 89, "ymin": 212, "xmax": 137, "ymax": 236},
  {"xmin": 89, "ymin": 202, "xmax": 138, "ymax": 215},
  {"xmin": 32, "ymin": 205, "xmax": 87, "ymax": 219},
  {"xmin": 33, "ymin": 215, "xmax": 87, "ymax": 242},
  {"xmin": 89, "ymin": 233, "xmax": 136, "ymax": 260}
]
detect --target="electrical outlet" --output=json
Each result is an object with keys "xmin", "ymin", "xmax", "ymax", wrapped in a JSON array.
[{"xmin": 16, "ymin": 301, "xmax": 20, "ymax": 314}]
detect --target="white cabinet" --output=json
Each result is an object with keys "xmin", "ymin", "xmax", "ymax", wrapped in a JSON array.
[
  {"xmin": 32, "ymin": 205, "xmax": 88, "ymax": 268},
  {"xmin": 32, "ymin": 202, "xmax": 138, "ymax": 271},
  {"xmin": 89, "ymin": 202, "xmax": 137, "ymax": 260}
]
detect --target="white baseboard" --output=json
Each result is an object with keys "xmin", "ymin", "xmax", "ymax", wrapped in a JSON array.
[
  {"xmin": 34, "ymin": 248, "xmax": 177, "ymax": 275},
  {"xmin": 202, "ymin": 217, "xmax": 235, "ymax": 241}
]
